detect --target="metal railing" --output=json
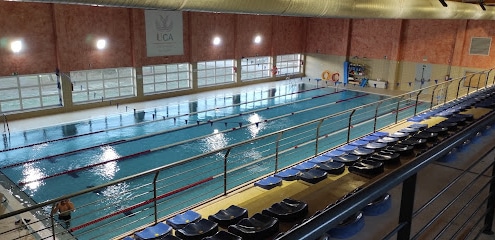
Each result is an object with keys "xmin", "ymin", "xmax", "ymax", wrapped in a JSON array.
[{"xmin": 0, "ymin": 68, "xmax": 494, "ymax": 239}]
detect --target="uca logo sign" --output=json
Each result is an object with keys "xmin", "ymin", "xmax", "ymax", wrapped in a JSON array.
[{"xmin": 145, "ymin": 10, "xmax": 184, "ymax": 56}]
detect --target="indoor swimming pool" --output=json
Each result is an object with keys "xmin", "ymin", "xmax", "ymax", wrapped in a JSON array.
[{"xmin": 0, "ymin": 82, "xmax": 428, "ymax": 239}]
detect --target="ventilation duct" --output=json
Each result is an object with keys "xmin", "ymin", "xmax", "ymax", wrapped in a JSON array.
[{"xmin": 9, "ymin": 0, "xmax": 495, "ymax": 20}]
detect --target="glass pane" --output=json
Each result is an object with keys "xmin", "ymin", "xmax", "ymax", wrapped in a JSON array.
[
  {"xmin": 197, "ymin": 78, "xmax": 205, "ymax": 86},
  {"xmin": 103, "ymin": 69, "xmax": 118, "ymax": 79},
  {"xmin": 105, "ymin": 89, "xmax": 119, "ymax": 98},
  {"xmin": 155, "ymin": 74, "xmax": 167, "ymax": 83},
  {"xmin": 154, "ymin": 65, "xmax": 167, "ymax": 74},
  {"xmin": 39, "ymin": 74, "xmax": 56, "ymax": 85},
  {"xmin": 216, "ymin": 61, "xmax": 225, "ymax": 68},
  {"xmin": 197, "ymin": 71, "xmax": 206, "ymax": 78},
  {"xmin": 42, "ymin": 95, "xmax": 60, "ymax": 107},
  {"xmin": 167, "ymin": 73, "xmax": 179, "ymax": 81},
  {"xmin": 0, "ymin": 77, "xmax": 19, "ymax": 89},
  {"xmin": 120, "ymin": 78, "xmax": 134, "ymax": 87},
  {"xmin": 178, "ymin": 63, "xmax": 189, "ymax": 71},
  {"xmin": 206, "ymin": 69, "xmax": 215, "ymax": 76},
  {"xmin": 19, "ymin": 76, "xmax": 38, "ymax": 87},
  {"xmin": 0, "ymin": 89, "xmax": 19, "ymax": 100},
  {"xmin": 206, "ymin": 61, "xmax": 216, "ymax": 68},
  {"xmin": 91, "ymin": 90, "xmax": 104, "ymax": 100},
  {"xmin": 1, "ymin": 100, "xmax": 21, "ymax": 112},
  {"xmin": 21, "ymin": 87, "xmax": 39, "ymax": 98},
  {"xmin": 178, "ymin": 72, "xmax": 189, "ymax": 80},
  {"xmin": 197, "ymin": 62, "xmax": 206, "ymax": 70},
  {"xmin": 105, "ymin": 79, "xmax": 119, "ymax": 89},
  {"xmin": 87, "ymin": 70, "xmax": 103, "ymax": 80},
  {"xmin": 118, "ymin": 68, "xmax": 133, "ymax": 77},
  {"xmin": 178, "ymin": 80, "xmax": 190, "ymax": 88},
  {"xmin": 142, "ymin": 66, "xmax": 154, "ymax": 75},
  {"xmin": 120, "ymin": 86, "xmax": 134, "ymax": 96},
  {"xmin": 225, "ymin": 60, "xmax": 234, "ymax": 67},
  {"xmin": 70, "ymin": 71, "xmax": 86, "ymax": 82},
  {"xmin": 88, "ymin": 81, "xmax": 103, "ymax": 90},
  {"xmin": 155, "ymin": 83, "xmax": 166, "ymax": 92},
  {"xmin": 143, "ymin": 76, "xmax": 154, "ymax": 84},
  {"xmin": 22, "ymin": 98, "xmax": 41, "ymax": 109},
  {"xmin": 166, "ymin": 64, "xmax": 178, "ymax": 72},
  {"xmin": 166, "ymin": 81, "xmax": 178, "ymax": 89},
  {"xmin": 216, "ymin": 68, "xmax": 226, "ymax": 75},
  {"xmin": 143, "ymin": 84, "xmax": 155, "ymax": 94},
  {"xmin": 72, "ymin": 92, "xmax": 88, "ymax": 103}
]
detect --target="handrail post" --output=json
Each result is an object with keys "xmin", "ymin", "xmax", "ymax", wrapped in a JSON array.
[
  {"xmin": 152, "ymin": 171, "xmax": 160, "ymax": 224},
  {"xmin": 397, "ymin": 173, "xmax": 418, "ymax": 240},
  {"xmin": 482, "ymin": 155, "xmax": 495, "ymax": 235},
  {"xmin": 274, "ymin": 132, "xmax": 283, "ymax": 173},
  {"xmin": 50, "ymin": 205, "xmax": 56, "ymax": 238},
  {"xmin": 467, "ymin": 74, "xmax": 474, "ymax": 95},
  {"xmin": 315, "ymin": 119, "xmax": 324, "ymax": 156},
  {"xmin": 395, "ymin": 96, "xmax": 403, "ymax": 124},
  {"xmin": 444, "ymin": 81, "xmax": 450, "ymax": 104},
  {"xmin": 347, "ymin": 109, "xmax": 356, "ymax": 143},
  {"xmin": 456, "ymin": 77, "xmax": 466, "ymax": 99},
  {"xmin": 373, "ymin": 102, "xmax": 382, "ymax": 132},
  {"xmin": 477, "ymin": 72, "xmax": 482, "ymax": 89},
  {"xmin": 430, "ymin": 85, "xmax": 439, "ymax": 109},
  {"xmin": 413, "ymin": 90, "xmax": 423, "ymax": 116},
  {"xmin": 223, "ymin": 148, "xmax": 231, "ymax": 195},
  {"xmin": 485, "ymin": 69, "xmax": 492, "ymax": 89}
]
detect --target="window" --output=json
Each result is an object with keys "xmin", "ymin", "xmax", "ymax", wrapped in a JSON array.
[
  {"xmin": 469, "ymin": 37, "xmax": 492, "ymax": 56},
  {"xmin": 240, "ymin": 56, "xmax": 272, "ymax": 81},
  {"xmin": 197, "ymin": 60, "xmax": 235, "ymax": 87},
  {"xmin": 276, "ymin": 54, "xmax": 302, "ymax": 76},
  {"xmin": 143, "ymin": 63, "xmax": 191, "ymax": 95},
  {"xmin": 71, "ymin": 67, "xmax": 135, "ymax": 104},
  {"xmin": 0, "ymin": 73, "xmax": 61, "ymax": 113}
]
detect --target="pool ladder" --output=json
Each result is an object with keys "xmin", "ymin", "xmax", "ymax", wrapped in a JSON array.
[{"xmin": 2, "ymin": 114, "xmax": 10, "ymax": 136}]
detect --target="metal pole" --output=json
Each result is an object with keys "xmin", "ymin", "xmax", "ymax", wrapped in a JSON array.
[
  {"xmin": 347, "ymin": 109, "xmax": 356, "ymax": 143},
  {"xmin": 444, "ymin": 82, "xmax": 450, "ymax": 105},
  {"xmin": 152, "ymin": 171, "xmax": 160, "ymax": 224},
  {"xmin": 414, "ymin": 90, "xmax": 423, "ymax": 116},
  {"xmin": 50, "ymin": 207, "xmax": 56, "ymax": 238},
  {"xmin": 315, "ymin": 119, "xmax": 324, "ymax": 156},
  {"xmin": 395, "ymin": 96, "xmax": 403, "ymax": 124},
  {"xmin": 274, "ymin": 132, "xmax": 284, "ymax": 173},
  {"xmin": 482, "ymin": 156, "xmax": 495, "ymax": 235},
  {"xmin": 430, "ymin": 85, "xmax": 439, "ymax": 109},
  {"xmin": 456, "ymin": 77, "xmax": 465, "ymax": 99},
  {"xmin": 223, "ymin": 148, "xmax": 231, "ymax": 195},
  {"xmin": 467, "ymin": 75, "xmax": 474, "ymax": 95},
  {"xmin": 485, "ymin": 70, "xmax": 492, "ymax": 89},
  {"xmin": 373, "ymin": 102, "xmax": 382, "ymax": 132},
  {"xmin": 397, "ymin": 173, "xmax": 418, "ymax": 240}
]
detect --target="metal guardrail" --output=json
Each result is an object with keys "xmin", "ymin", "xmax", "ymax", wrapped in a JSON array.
[{"xmin": 0, "ymin": 68, "xmax": 494, "ymax": 239}]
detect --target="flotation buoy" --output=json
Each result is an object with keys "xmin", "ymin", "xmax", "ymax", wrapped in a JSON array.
[
  {"xmin": 272, "ymin": 66, "xmax": 278, "ymax": 76},
  {"xmin": 332, "ymin": 72, "xmax": 340, "ymax": 82},
  {"xmin": 322, "ymin": 70, "xmax": 332, "ymax": 80}
]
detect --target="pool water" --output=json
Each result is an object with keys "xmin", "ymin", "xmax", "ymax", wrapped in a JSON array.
[{"xmin": 0, "ymin": 83, "xmax": 426, "ymax": 239}]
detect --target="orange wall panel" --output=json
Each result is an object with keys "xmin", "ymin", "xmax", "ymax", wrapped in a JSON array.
[
  {"xmin": 305, "ymin": 18, "xmax": 349, "ymax": 56},
  {"xmin": 0, "ymin": 2, "xmax": 56, "ymax": 75},
  {"xmin": 189, "ymin": 12, "xmax": 236, "ymax": 62},
  {"xmin": 236, "ymin": 15, "xmax": 272, "ymax": 58},
  {"xmin": 400, "ymin": 19, "xmax": 458, "ymax": 64},
  {"xmin": 272, "ymin": 16, "xmax": 305, "ymax": 55},
  {"xmin": 54, "ymin": 5, "xmax": 133, "ymax": 71},
  {"xmin": 349, "ymin": 19, "xmax": 402, "ymax": 60},
  {"xmin": 458, "ymin": 20, "xmax": 495, "ymax": 68}
]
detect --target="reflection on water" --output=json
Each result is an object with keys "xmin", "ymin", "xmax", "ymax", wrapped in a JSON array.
[
  {"xmin": 91, "ymin": 146, "xmax": 120, "ymax": 180},
  {"xmin": 247, "ymin": 113, "xmax": 265, "ymax": 138},
  {"xmin": 22, "ymin": 164, "xmax": 46, "ymax": 192},
  {"xmin": 201, "ymin": 129, "xmax": 229, "ymax": 152}
]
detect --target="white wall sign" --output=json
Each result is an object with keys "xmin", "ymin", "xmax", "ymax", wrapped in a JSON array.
[{"xmin": 145, "ymin": 10, "xmax": 184, "ymax": 57}]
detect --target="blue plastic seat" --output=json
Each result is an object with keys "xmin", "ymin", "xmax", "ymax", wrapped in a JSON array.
[
  {"xmin": 166, "ymin": 210, "xmax": 201, "ymax": 229},
  {"xmin": 360, "ymin": 135, "xmax": 379, "ymax": 142},
  {"xmin": 292, "ymin": 161, "xmax": 316, "ymax": 171},
  {"xmin": 370, "ymin": 131, "xmax": 388, "ymax": 137},
  {"xmin": 254, "ymin": 176, "xmax": 282, "ymax": 190},
  {"xmin": 323, "ymin": 150, "xmax": 346, "ymax": 158},
  {"xmin": 348, "ymin": 140, "xmax": 369, "ymax": 147},
  {"xmin": 317, "ymin": 161, "xmax": 345, "ymax": 175},
  {"xmin": 363, "ymin": 193, "xmax": 392, "ymax": 216},
  {"xmin": 407, "ymin": 115, "xmax": 425, "ymax": 122},
  {"xmin": 274, "ymin": 168, "xmax": 300, "ymax": 181},
  {"xmin": 327, "ymin": 212, "xmax": 365, "ymax": 239},
  {"xmin": 337, "ymin": 144, "xmax": 358, "ymax": 152},
  {"xmin": 408, "ymin": 123, "xmax": 428, "ymax": 130},
  {"xmin": 308, "ymin": 155, "xmax": 331, "ymax": 164},
  {"xmin": 135, "ymin": 222, "xmax": 172, "ymax": 240}
]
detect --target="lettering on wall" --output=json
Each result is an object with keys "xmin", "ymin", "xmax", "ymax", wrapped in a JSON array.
[{"xmin": 145, "ymin": 10, "xmax": 184, "ymax": 57}]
